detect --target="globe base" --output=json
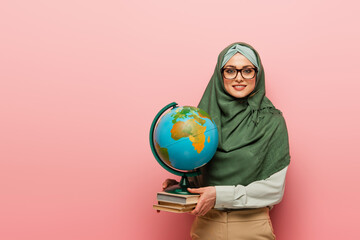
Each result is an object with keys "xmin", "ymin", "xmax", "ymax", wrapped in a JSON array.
[
  {"xmin": 166, "ymin": 188, "xmax": 197, "ymax": 195},
  {"xmin": 165, "ymin": 175, "xmax": 198, "ymax": 195}
]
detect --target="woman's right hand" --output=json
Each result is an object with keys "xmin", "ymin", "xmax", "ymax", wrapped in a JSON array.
[
  {"xmin": 162, "ymin": 178, "xmax": 179, "ymax": 191},
  {"xmin": 157, "ymin": 179, "xmax": 179, "ymax": 213}
]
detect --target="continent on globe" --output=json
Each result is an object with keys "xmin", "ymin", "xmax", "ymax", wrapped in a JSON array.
[
  {"xmin": 154, "ymin": 141, "xmax": 171, "ymax": 167},
  {"xmin": 169, "ymin": 107, "xmax": 214, "ymax": 153},
  {"xmin": 171, "ymin": 119, "xmax": 206, "ymax": 154},
  {"xmin": 171, "ymin": 106, "xmax": 212, "ymax": 124}
]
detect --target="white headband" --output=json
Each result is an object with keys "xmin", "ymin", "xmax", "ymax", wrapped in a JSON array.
[{"xmin": 221, "ymin": 44, "xmax": 259, "ymax": 69}]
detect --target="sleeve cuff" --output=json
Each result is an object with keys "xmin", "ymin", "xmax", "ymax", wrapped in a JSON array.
[{"xmin": 214, "ymin": 186, "xmax": 235, "ymax": 208}]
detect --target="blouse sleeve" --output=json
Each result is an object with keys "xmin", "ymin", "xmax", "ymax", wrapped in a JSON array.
[{"xmin": 214, "ymin": 166, "xmax": 288, "ymax": 209}]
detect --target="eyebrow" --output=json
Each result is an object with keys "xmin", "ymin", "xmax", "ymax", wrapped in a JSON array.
[{"xmin": 224, "ymin": 65, "xmax": 254, "ymax": 68}]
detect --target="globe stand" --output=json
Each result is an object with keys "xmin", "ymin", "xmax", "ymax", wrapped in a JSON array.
[
  {"xmin": 149, "ymin": 102, "xmax": 201, "ymax": 195},
  {"xmin": 165, "ymin": 174, "xmax": 196, "ymax": 195}
]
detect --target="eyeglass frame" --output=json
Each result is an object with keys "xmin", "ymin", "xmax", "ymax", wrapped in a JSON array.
[{"xmin": 221, "ymin": 67, "xmax": 258, "ymax": 80}]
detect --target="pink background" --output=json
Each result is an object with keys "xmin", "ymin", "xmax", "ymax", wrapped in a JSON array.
[{"xmin": 1, "ymin": 1, "xmax": 359, "ymax": 239}]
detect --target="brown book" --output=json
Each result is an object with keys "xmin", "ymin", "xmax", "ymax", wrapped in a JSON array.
[
  {"xmin": 156, "ymin": 191, "xmax": 199, "ymax": 205},
  {"xmin": 153, "ymin": 203, "xmax": 196, "ymax": 213},
  {"xmin": 158, "ymin": 201, "xmax": 197, "ymax": 208}
]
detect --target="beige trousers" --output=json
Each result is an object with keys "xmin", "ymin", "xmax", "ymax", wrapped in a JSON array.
[{"xmin": 190, "ymin": 208, "xmax": 276, "ymax": 240}]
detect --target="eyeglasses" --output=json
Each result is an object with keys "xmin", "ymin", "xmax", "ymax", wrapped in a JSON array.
[{"xmin": 221, "ymin": 67, "xmax": 258, "ymax": 80}]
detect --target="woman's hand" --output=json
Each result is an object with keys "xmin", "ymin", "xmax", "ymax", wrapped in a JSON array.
[
  {"xmin": 162, "ymin": 178, "xmax": 179, "ymax": 191},
  {"xmin": 188, "ymin": 187, "xmax": 216, "ymax": 216},
  {"xmin": 157, "ymin": 179, "xmax": 180, "ymax": 213}
]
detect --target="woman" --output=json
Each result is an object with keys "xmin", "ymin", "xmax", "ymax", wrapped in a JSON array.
[{"xmin": 163, "ymin": 42, "xmax": 290, "ymax": 240}]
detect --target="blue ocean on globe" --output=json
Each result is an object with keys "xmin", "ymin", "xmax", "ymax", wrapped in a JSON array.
[{"xmin": 153, "ymin": 106, "xmax": 218, "ymax": 171}]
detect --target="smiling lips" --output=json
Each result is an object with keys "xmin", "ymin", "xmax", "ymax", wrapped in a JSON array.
[{"xmin": 232, "ymin": 84, "xmax": 246, "ymax": 91}]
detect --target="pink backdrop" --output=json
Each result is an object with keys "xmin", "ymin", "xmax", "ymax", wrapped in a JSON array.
[{"xmin": 1, "ymin": 1, "xmax": 359, "ymax": 239}]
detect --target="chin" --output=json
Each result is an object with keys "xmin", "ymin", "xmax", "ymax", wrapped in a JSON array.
[{"xmin": 230, "ymin": 91, "xmax": 250, "ymax": 99}]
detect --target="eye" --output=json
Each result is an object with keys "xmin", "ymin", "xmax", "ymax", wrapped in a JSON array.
[
  {"xmin": 225, "ymin": 68, "xmax": 235, "ymax": 74},
  {"xmin": 243, "ymin": 68, "xmax": 254, "ymax": 74}
]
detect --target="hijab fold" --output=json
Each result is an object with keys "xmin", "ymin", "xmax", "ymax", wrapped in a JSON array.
[{"xmin": 197, "ymin": 42, "xmax": 290, "ymax": 186}]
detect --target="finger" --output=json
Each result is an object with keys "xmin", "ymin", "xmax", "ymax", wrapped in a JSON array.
[
  {"xmin": 196, "ymin": 205, "xmax": 205, "ymax": 216},
  {"xmin": 162, "ymin": 179, "xmax": 171, "ymax": 189},
  {"xmin": 190, "ymin": 205, "xmax": 199, "ymax": 215},
  {"xmin": 190, "ymin": 208, "xmax": 199, "ymax": 215},
  {"xmin": 163, "ymin": 179, "xmax": 178, "ymax": 190},
  {"xmin": 163, "ymin": 179, "xmax": 171, "ymax": 189},
  {"xmin": 199, "ymin": 206, "xmax": 210, "ymax": 216},
  {"xmin": 191, "ymin": 201, "xmax": 203, "ymax": 215},
  {"xmin": 187, "ymin": 188, "xmax": 203, "ymax": 194}
]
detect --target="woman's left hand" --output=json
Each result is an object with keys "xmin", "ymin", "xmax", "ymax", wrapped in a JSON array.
[{"xmin": 188, "ymin": 187, "xmax": 216, "ymax": 216}]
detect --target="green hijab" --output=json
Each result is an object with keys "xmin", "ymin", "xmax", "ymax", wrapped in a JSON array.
[{"xmin": 198, "ymin": 42, "xmax": 290, "ymax": 186}]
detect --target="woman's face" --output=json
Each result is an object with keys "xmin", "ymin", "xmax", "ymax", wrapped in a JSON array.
[{"xmin": 223, "ymin": 53, "xmax": 256, "ymax": 99}]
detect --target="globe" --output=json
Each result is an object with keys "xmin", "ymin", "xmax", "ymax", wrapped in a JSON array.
[{"xmin": 149, "ymin": 102, "xmax": 218, "ymax": 194}]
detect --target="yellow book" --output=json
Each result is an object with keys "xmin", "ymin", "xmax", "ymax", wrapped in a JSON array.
[{"xmin": 153, "ymin": 203, "xmax": 196, "ymax": 213}]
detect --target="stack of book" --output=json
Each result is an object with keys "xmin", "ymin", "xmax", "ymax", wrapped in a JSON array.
[{"xmin": 153, "ymin": 191, "xmax": 199, "ymax": 213}]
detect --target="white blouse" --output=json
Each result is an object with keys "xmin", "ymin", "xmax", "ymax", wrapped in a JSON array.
[{"xmin": 214, "ymin": 166, "xmax": 288, "ymax": 209}]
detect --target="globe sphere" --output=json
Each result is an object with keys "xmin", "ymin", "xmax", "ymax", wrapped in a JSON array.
[{"xmin": 153, "ymin": 105, "xmax": 218, "ymax": 171}]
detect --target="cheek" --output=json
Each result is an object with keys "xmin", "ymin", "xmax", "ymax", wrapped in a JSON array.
[
  {"xmin": 249, "ymin": 79, "xmax": 256, "ymax": 92},
  {"xmin": 223, "ymin": 79, "xmax": 231, "ymax": 92}
]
